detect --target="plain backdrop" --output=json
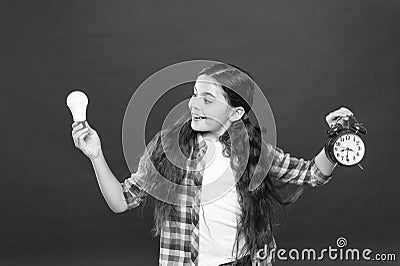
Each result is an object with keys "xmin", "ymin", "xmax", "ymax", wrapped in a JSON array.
[{"xmin": 1, "ymin": 1, "xmax": 399, "ymax": 265}]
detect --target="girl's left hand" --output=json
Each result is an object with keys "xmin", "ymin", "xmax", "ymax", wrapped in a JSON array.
[{"xmin": 325, "ymin": 106, "xmax": 354, "ymax": 127}]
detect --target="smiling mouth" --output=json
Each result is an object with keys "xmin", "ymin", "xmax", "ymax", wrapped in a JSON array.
[{"xmin": 192, "ymin": 115, "xmax": 207, "ymax": 120}]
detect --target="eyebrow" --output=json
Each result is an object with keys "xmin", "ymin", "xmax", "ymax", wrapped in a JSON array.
[{"xmin": 193, "ymin": 86, "xmax": 217, "ymax": 98}]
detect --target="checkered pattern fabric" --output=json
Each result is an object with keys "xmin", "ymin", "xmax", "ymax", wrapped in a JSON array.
[{"xmin": 122, "ymin": 134, "xmax": 332, "ymax": 266}]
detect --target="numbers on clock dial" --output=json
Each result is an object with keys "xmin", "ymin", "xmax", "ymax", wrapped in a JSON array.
[{"xmin": 333, "ymin": 133, "xmax": 365, "ymax": 166}]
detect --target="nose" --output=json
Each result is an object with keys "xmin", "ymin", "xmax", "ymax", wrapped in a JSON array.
[{"xmin": 188, "ymin": 95, "xmax": 202, "ymax": 111}]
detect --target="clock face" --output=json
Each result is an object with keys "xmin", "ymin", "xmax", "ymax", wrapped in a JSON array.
[{"xmin": 333, "ymin": 133, "xmax": 365, "ymax": 166}]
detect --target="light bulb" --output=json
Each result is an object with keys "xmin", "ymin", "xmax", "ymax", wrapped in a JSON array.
[{"xmin": 66, "ymin": 90, "xmax": 89, "ymax": 122}]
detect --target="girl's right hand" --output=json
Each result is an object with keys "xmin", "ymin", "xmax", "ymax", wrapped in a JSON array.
[{"xmin": 71, "ymin": 121, "xmax": 102, "ymax": 160}]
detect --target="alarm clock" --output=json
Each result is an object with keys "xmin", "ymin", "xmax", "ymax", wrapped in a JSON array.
[{"xmin": 325, "ymin": 116, "xmax": 367, "ymax": 167}]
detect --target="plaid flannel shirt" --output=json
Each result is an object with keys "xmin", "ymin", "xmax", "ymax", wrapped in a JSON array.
[{"xmin": 121, "ymin": 134, "xmax": 332, "ymax": 266}]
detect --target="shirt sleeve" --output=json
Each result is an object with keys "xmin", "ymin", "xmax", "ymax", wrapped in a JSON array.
[
  {"xmin": 268, "ymin": 144, "xmax": 333, "ymax": 187},
  {"xmin": 121, "ymin": 132, "xmax": 160, "ymax": 210},
  {"xmin": 121, "ymin": 155, "xmax": 148, "ymax": 210}
]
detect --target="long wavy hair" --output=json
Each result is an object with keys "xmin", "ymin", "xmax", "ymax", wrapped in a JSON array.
[{"xmin": 141, "ymin": 63, "xmax": 303, "ymax": 262}]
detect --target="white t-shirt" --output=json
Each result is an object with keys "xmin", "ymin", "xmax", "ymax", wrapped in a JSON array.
[{"xmin": 198, "ymin": 138, "xmax": 246, "ymax": 266}]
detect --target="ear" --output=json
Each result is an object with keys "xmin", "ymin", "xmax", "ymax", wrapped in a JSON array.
[{"xmin": 229, "ymin": 106, "xmax": 245, "ymax": 122}]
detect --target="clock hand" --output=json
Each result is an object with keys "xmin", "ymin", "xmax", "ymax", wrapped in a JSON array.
[
  {"xmin": 345, "ymin": 147, "xmax": 355, "ymax": 153},
  {"xmin": 339, "ymin": 147, "xmax": 355, "ymax": 152}
]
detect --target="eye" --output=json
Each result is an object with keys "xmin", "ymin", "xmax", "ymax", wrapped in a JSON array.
[{"xmin": 191, "ymin": 91, "xmax": 212, "ymax": 103}]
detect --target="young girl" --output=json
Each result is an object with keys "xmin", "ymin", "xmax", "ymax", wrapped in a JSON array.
[{"xmin": 71, "ymin": 63, "xmax": 353, "ymax": 266}]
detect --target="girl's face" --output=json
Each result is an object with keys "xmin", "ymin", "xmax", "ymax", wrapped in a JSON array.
[{"xmin": 188, "ymin": 74, "xmax": 243, "ymax": 140}]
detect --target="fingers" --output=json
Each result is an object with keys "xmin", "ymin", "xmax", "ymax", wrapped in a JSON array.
[
  {"xmin": 84, "ymin": 121, "xmax": 93, "ymax": 130},
  {"xmin": 334, "ymin": 107, "xmax": 354, "ymax": 117},
  {"xmin": 77, "ymin": 128, "xmax": 90, "ymax": 145},
  {"xmin": 71, "ymin": 121, "xmax": 96, "ymax": 146},
  {"xmin": 72, "ymin": 126, "xmax": 89, "ymax": 147},
  {"xmin": 76, "ymin": 127, "xmax": 89, "ymax": 138},
  {"xmin": 72, "ymin": 121, "xmax": 94, "ymax": 133},
  {"xmin": 326, "ymin": 106, "xmax": 355, "ymax": 127},
  {"xmin": 330, "ymin": 106, "xmax": 354, "ymax": 117},
  {"xmin": 71, "ymin": 121, "xmax": 85, "ymax": 129},
  {"xmin": 72, "ymin": 122, "xmax": 85, "ymax": 135}
]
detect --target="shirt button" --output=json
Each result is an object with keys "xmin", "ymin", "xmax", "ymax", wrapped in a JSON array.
[{"xmin": 192, "ymin": 211, "xmax": 199, "ymax": 226}]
